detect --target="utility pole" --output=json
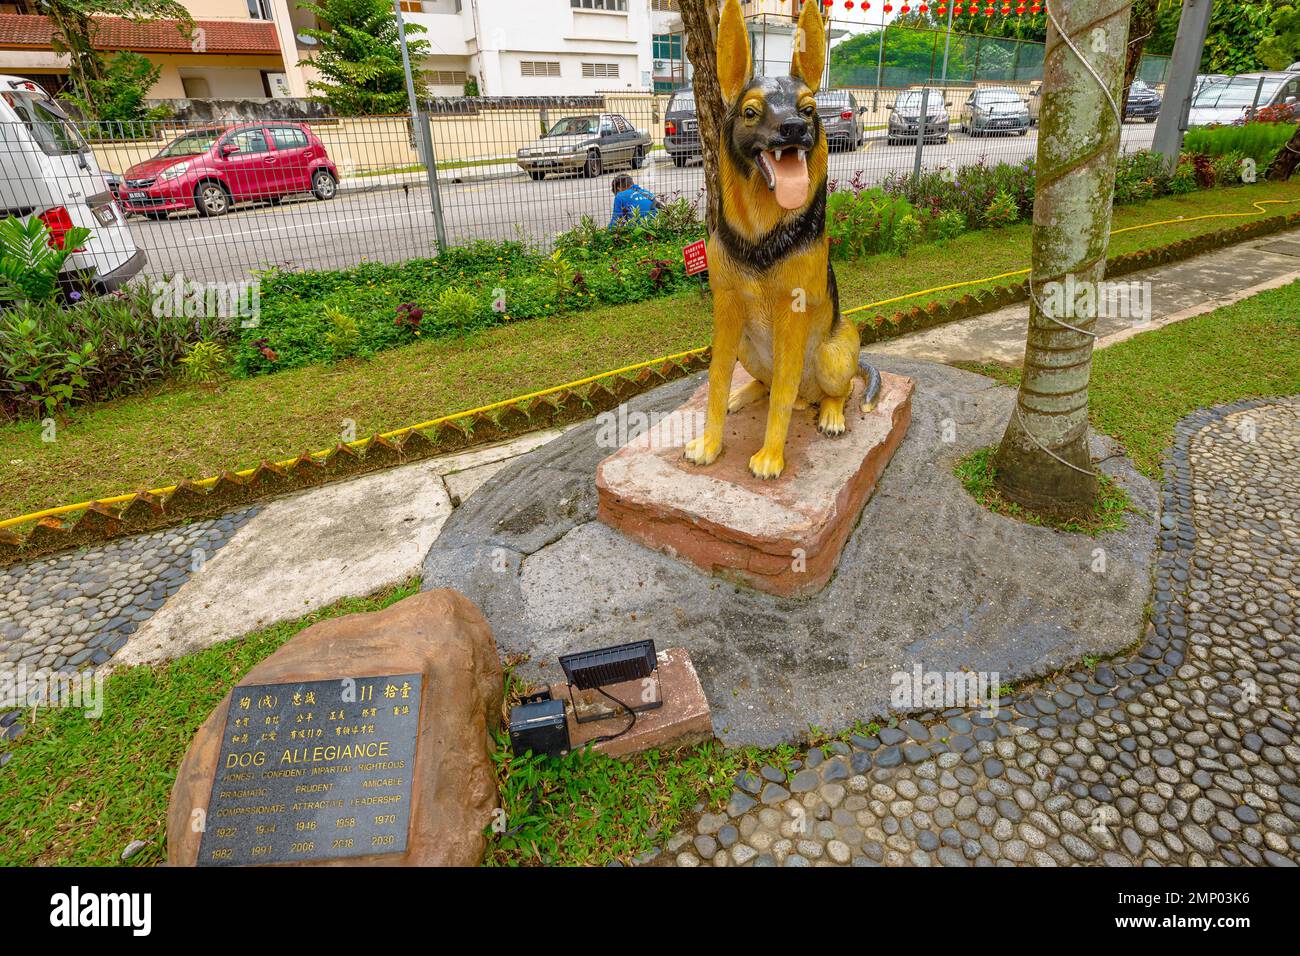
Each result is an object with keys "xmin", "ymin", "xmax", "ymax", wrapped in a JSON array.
[
  {"xmin": 1152, "ymin": 0, "xmax": 1214, "ymax": 170},
  {"xmin": 939, "ymin": 0, "xmax": 956, "ymax": 88},
  {"xmin": 393, "ymin": 0, "xmax": 448, "ymax": 253}
]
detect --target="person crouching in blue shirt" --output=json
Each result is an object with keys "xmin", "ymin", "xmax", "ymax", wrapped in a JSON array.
[{"xmin": 609, "ymin": 174, "xmax": 658, "ymax": 228}]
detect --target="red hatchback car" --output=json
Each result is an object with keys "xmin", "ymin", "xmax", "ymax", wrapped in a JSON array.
[{"xmin": 120, "ymin": 122, "xmax": 339, "ymax": 218}]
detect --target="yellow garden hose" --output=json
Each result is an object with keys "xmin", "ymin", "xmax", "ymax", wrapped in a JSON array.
[{"xmin": 1, "ymin": 197, "xmax": 1295, "ymax": 532}]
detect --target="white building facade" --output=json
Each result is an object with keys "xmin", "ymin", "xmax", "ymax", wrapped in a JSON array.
[{"xmin": 418, "ymin": 0, "xmax": 655, "ymax": 97}]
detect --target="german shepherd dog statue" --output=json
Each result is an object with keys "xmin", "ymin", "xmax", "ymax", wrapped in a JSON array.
[{"xmin": 683, "ymin": 0, "xmax": 880, "ymax": 480}]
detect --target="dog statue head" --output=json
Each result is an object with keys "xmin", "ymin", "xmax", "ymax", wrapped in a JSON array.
[{"xmin": 716, "ymin": 0, "xmax": 827, "ymax": 212}]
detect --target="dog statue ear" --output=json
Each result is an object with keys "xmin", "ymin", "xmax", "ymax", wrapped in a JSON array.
[
  {"xmin": 716, "ymin": 0, "xmax": 752, "ymax": 106},
  {"xmin": 790, "ymin": 0, "xmax": 826, "ymax": 95}
]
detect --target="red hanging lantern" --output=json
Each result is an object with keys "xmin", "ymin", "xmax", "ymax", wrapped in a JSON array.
[
  {"xmin": 1030, "ymin": 1, "xmax": 1041, "ymax": 10},
  {"xmin": 822, "ymin": 0, "xmax": 833, "ymax": 7},
  {"xmin": 900, "ymin": 2, "xmax": 910, "ymax": 11},
  {"xmin": 1016, "ymin": 2, "xmax": 1026, "ymax": 12},
  {"xmin": 919, "ymin": 2, "xmax": 928, "ymax": 10},
  {"xmin": 883, "ymin": 1, "xmax": 893, "ymax": 11},
  {"xmin": 983, "ymin": 3, "xmax": 994, "ymax": 14},
  {"xmin": 845, "ymin": 0, "xmax": 854, "ymax": 8},
  {"xmin": 968, "ymin": 3, "xmax": 979, "ymax": 13},
  {"xmin": 1000, "ymin": 3, "xmax": 1011, "ymax": 13}
]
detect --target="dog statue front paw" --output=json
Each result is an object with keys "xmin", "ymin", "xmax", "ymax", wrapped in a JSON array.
[
  {"xmin": 748, "ymin": 446, "xmax": 785, "ymax": 480},
  {"xmin": 684, "ymin": 434, "xmax": 723, "ymax": 466}
]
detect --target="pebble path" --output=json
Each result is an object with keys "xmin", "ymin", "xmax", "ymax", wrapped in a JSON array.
[
  {"xmin": 0, "ymin": 508, "xmax": 259, "ymax": 758},
  {"xmin": 652, "ymin": 398, "xmax": 1300, "ymax": 867}
]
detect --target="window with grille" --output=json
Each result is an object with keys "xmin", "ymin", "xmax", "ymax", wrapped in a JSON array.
[
  {"xmin": 571, "ymin": 0, "xmax": 628, "ymax": 11},
  {"xmin": 430, "ymin": 71, "xmax": 468, "ymax": 86},
  {"xmin": 652, "ymin": 34, "xmax": 682, "ymax": 60},
  {"xmin": 521, "ymin": 61, "xmax": 562, "ymax": 78},
  {"xmin": 582, "ymin": 63, "xmax": 620, "ymax": 79},
  {"xmin": 650, "ymin": 0, "xmax": 678, "ymax": 11}
]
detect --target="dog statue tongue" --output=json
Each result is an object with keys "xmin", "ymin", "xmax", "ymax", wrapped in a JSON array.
[{"xmin": 770, "ymin": 150, "xmax": 809, "ymax": 210}]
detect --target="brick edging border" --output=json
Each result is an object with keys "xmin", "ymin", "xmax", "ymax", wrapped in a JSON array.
[{"xmin": 3, "ymin": 210, "xmax": 1297, "ymax": 566}]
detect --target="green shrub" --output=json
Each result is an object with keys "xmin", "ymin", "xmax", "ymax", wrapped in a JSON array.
[
  {"xmin": 0, "ymin": 217, "xmax": 92, "ymax": 304},
  {"xmin": 429, "ymin": 286, "xmax": 482, "ymax": 333},
  {"xmin": 1211, "ymin": 150, "xmax": 1250, "ymax": 187},
  {"xmin": 1183, "ymin": 122, "xmax": 1295, "ymax": 174},
  {"xmin": 930, "ymin": 208, "xmax": 967, "ymax": 242},
  {"xmin": 827, "ymin": 188, "xmax": 919, "ymax": 258},
  {"xmin": 1114, "ymin": 150, "xmax": 1174, "ymax": 204},
  {"xmin": 984, "ymin": 190, "xmax": 1020, "ymax": 229},
  {"xmin": 0, "ymin": 284, "xmax": 233, "ymax": 418},
  {"xmin": 323, "ymin": 306, "xmax": 362, "ymax": 361},
  {"xmin": 179, "ymin": 340, "xmax": 227, "ymax": 384}
]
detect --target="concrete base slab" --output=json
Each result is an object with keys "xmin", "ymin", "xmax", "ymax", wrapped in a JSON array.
[
  {"xmin": 116, "ymin": 466, "xmax": 453, "ymax": 668},
  {"xmin": 596, "ymin": 367, "xmax": 914, "ymax": 596},
  {"xmin": 422, "ymin": 356, "xmax": 1159, "ymax": 747},
  {"xmin": 546, "ymin": 647, "xmax": 712, "ymax": 758}
]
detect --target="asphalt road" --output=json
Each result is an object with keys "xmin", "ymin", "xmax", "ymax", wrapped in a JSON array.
[{"xmin": 130, "ymin": 123, "xmax": 1158, "ymax": 282}]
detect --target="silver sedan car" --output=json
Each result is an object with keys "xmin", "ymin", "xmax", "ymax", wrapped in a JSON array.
[{"xmin": 516, "ymin": 113, "xmax": 652, "ymax": 180}]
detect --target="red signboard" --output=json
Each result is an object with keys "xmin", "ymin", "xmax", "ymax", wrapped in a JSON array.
[{"xmin": 683, "ymin": 239, "xmax": 708, "ymax": 276}]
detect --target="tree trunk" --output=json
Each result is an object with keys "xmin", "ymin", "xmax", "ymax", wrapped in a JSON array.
[
  {"xmin": 1267, "ymin": 124, "xmax": 1300, "ymax": 180},
  {"xmin": 992, "ymin": 0, "xmax": 1133, "ymax": 519},
  {"xmin": 678, "ymin": 0, "xmax": 724, "ymax": 233},
  {"xmin": 1120, "ymin": 1, "xmax": 1158, "ymax": 115}
]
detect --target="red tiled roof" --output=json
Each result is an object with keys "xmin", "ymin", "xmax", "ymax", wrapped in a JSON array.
[{"xmin": 0, "ymin": 14, "xmax": 281, "ymax": 56}]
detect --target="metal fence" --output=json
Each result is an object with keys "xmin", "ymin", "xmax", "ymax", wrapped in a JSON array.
[{"xmin": 0, "ymin": 96, "xmax": 1162, "ymax": 285}]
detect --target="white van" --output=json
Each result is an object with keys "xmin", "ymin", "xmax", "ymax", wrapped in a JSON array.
[{"xmin": 0, "ymin": 76, "xmax": 145, "ymax": 291}]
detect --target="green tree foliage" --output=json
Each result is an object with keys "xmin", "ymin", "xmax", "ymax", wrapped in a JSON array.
[
  {"xmin": 61, "ymin": 52, "xmax": 169, "ymax": 127},
  {"xmin": 831, "ymin": 27, "xmax": 969, "ymax": 86},
  {"xmin": 38, "ymin": 0, "xmax": 192, "ymax": 119},
  {"xmin": 1148, "ymin": 0, "xmax": 1279, "ymax": 71},
  {"xmin": 1259, "ymin": 3, "xmax": 1300, "ymax": 70},
  {"xmin": 297, "ymin": 0, "xmax": 430, "ymax": 115}
]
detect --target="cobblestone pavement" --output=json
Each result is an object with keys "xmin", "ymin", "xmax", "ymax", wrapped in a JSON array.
[
  {"xmin": 655, "ymin": 398, "xmax": 1300, "ymax": 867},
  {"xmin": 0, "ymin": 509, "xmax": 258, "ymax": 676}
]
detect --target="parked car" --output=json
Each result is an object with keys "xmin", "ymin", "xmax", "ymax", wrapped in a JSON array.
[
  {"xmin": 1124, "ymin": 79, "xmax": 1162, "ymax": 122},
  {"xmin": 816, "ymin": 89, "xmax": 866, "ymax": 150},
  {"xmin": 0, "ymin": 76, "xmax": 145, "ymax": 291},
  {"xmin": 517, "ymin": 113, "xmax": 651, "ymax": 180},
  {"xmin": 663, "ymin": 89, "xmax": 701, "ymax": 167},
  {"xmin": 1026, "ymin": 80, "xmax": 1042, "ymax": 125},
  {"xmin": 1187, "ymin": 72, "xmax": 1300, "ymax": 126},
  {"xmin": 886, "ymin": 88, "xmax": 950, "ymax": 145},
  {"xmin": 1193, "ymin": 74, "xmax": 1228, "ymax": 97},
  {"xmin": 119, "ymin": 122, "xmax": 338, "ymax": 219},
  {"xmin": 958, "ymin": 87, "xmax": 1030, "ymax": 136}
]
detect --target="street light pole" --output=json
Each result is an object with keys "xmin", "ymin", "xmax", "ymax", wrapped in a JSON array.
[
  {"xmin": 1151, "ymin": 0, "xmax": 1215, "ymax": 170},
  {"xmin": 392, "ymin": 0, "xmax": 448, "ymax": 253},
  {"xmin": 939, "ymin": 0, "xmax": 956, "ymax": 88}
]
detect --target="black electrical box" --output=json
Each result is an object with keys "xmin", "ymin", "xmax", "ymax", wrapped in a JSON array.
[{"xmin": 508, "ymin": 692, "xmax": 570, "ymax": 757}]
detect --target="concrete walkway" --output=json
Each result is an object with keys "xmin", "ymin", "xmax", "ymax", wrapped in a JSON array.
[
  {"xmin": 1, "ymin": 229, "xmax": 1298, "ymax": 677},
  {"xmin": 870, "ymin": 229, "xmax": 1300, "ymax": 366}
]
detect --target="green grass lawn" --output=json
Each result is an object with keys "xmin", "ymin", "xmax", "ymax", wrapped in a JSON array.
[
  {"xmin": 954, "ymin": 280, "xmax": 1300, "ymax": 478},
  {"xmin": 2, "ymin": 180, "xmax": 1299, "ymax": 521},
  {"xmin": 2, "ymin": 280, "xmax": 1298, "ymax": 867}
]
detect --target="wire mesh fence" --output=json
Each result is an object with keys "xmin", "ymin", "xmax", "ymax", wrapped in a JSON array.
[{"xmin": 2, "ymin": 89, "xmax": 1164, "ymax": 287}]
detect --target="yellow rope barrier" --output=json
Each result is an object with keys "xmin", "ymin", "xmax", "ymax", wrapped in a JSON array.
[{"xmin": 2, "ymin": 198, "xmax": 1294, "ymax": 532}]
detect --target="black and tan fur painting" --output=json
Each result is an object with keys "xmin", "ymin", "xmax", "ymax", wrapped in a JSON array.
[{"xmin": 683, "ymin": 0, "xmax": 881, "ymax": 480}]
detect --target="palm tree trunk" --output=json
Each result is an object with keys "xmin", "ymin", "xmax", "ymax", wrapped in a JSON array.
[
  {"xmin": 677, "ymin": 0, "xmax": 723, "ymax": 233},
  {"xmin": 993, "ymin": 0, "xmax": 1132, "ymax": 519}
]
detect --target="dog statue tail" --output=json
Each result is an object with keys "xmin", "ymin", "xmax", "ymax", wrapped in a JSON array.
[{"xmin": 857, "ymin": 356, "xmax": 882, "ymax": 413}]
